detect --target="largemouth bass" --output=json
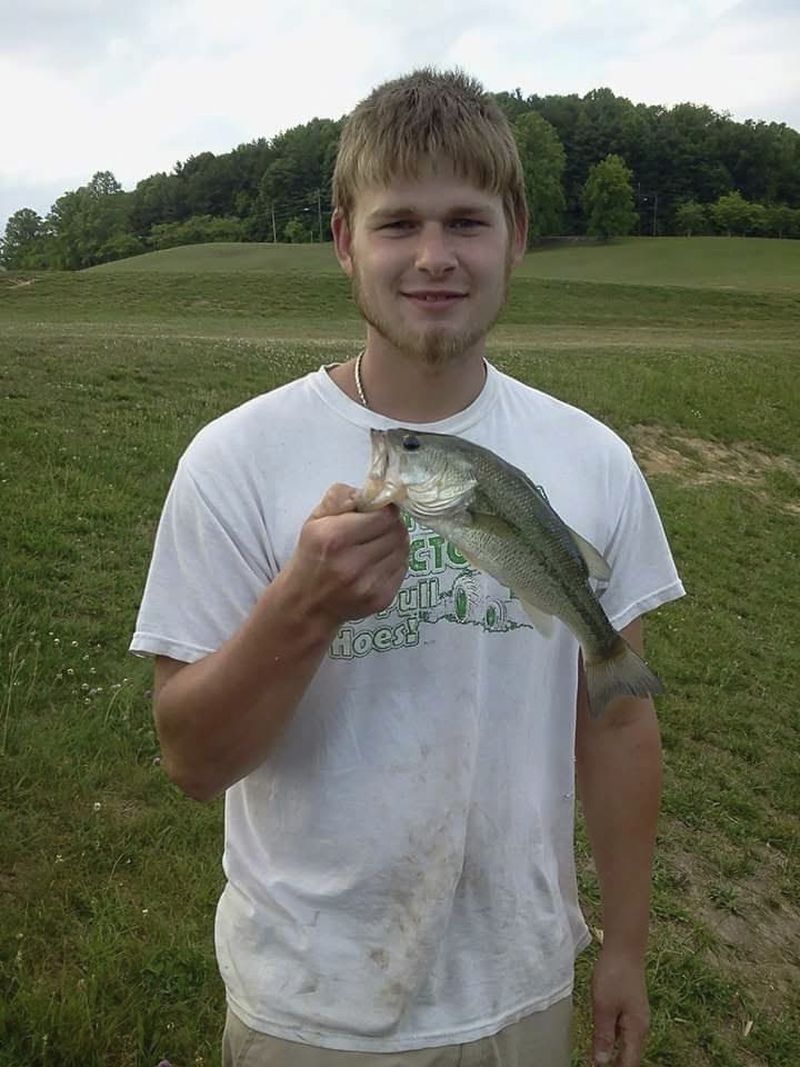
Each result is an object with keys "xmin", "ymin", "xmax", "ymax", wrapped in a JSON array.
[{"xmin": 357, "ymin": 428, "xmax": 663, "ymax": 717}]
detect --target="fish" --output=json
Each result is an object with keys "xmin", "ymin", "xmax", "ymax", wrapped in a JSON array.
[{"xmin": 356, "ymin": 427, "xmax": 663, "ymax": 717}]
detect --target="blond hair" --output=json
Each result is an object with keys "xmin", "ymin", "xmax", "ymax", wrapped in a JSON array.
[{"xmin": 332, "ymin": 68, "xmax": 527, "ymax": 233}]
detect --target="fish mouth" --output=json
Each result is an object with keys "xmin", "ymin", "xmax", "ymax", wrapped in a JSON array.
[{"xmin": 355, "ymin": 429, "xmax": 408, "ymax": 512}]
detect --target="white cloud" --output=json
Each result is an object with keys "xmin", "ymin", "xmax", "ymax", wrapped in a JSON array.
[{"xmin": 600, "ymin": 4, "xmax": 800, "ymax": 121}]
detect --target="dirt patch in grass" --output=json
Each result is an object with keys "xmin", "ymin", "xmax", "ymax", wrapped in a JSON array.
[
  {"xmin": 667, "ymin": 840, "xmax": 800, "ymax": 1019},
  {"xmin": 631, "ymin": 425, "xmax": 800, "ymax": 514},
  {"xmin": 0, "ymin": 276, "xmax": 38, "ymax": 290}
]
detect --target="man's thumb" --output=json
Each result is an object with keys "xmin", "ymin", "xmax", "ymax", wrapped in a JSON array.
[{"xmin": 310, "ymin": 483, "xmax": 358, "ymax": 519}]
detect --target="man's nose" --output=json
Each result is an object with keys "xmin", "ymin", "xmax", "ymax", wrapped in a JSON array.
[{"xmin": 414, "ymin": 223, "xmax": 457, "ymax": 274}]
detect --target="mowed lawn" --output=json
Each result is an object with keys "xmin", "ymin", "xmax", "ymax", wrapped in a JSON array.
[
  {"xmin": 1, "ymin": 241, "xmax": 798, "ymax": 1067},
  {"xmin": 86, "ymin": 236, "xmax": 800, "ymax": 292}
]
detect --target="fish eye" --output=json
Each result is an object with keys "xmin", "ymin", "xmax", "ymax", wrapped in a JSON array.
[{"xmin": 401, "ymin": 434, "xmax": 421, "ymax": 451}]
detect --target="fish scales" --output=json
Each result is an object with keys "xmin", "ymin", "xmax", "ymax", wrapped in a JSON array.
[{"xmin": 444, "ymin": 440, "xmax": 614, "ymax": 653}]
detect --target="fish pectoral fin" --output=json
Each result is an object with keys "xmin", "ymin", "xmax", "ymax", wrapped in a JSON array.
[
  {"xmin": 517, "ymin": 597, "xmax": 557, "ymax": 638},
  {"xmin": 468, "ymin": 509, "xmax": 517, "ymax": 538},
  {"xmin": 566, "ymin": 526, "xmax": 611, "ymax": 582}
]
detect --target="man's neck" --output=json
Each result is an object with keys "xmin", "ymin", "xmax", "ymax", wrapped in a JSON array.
[{"xmin": 330, "ymin": 337, "xmax": 488, "ymax": 423}]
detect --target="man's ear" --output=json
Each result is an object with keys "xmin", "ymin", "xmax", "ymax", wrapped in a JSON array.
[{"xmin": 331, "ymin": 209, "xmax": 354, "ymax": 277}]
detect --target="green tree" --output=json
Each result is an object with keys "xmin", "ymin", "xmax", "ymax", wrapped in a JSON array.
[
  {"xmin": 87, "ymin": 170, "xmax": 123, "ymax": 197},
  {"xmin": 282, "ymin": 217, "xmax": 314, "ymax": 243},
  {"xmin": 674, "ymin": 200, "xmax": 707, "ymax": 236},
  {"xmin": 748, "ymin": 202, "xmax": 769, "ymax": 236},
  {"xmin": 130, "ymin": 172, "xmax": 187, "ymax": 234},
  {"xmin": 652, "ymin": 104, "xmax": 732, "ymax": 209},
  {"xmin": 581, "ymin": 154, "xmax": 637, "ymax": 239},
  {"xmin": 97, "ymin": 232, "xmax": 146, "ymax": 262},
  {"xmin": 512, "ymin": 111, "xmax": 566, "ymax": 242},
  {"xmin": 711, "ymin": 191, "xmax": 753, "ymax": 236},
  {"xmin": 148, "ymin": 214, "xmax": 244, "ymax": 251},
  {"xmin": 46, "ymin": 171, "xmax": 132, "ymax": 268},
  {"xmin": 766, "ymin": 203, "xmax": 797, "ymax": 238},
  {"xmin": 1, "ymin": 208, "xmax": 47, "ymax": 269}
]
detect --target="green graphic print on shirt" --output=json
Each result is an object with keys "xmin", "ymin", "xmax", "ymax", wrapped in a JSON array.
[{"xmin": 329, "ymin": 512, "xmax": 535, "ymax": 661}]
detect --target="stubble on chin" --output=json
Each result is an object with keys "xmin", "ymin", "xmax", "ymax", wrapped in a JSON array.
[{"xmin": 350, "ymin": 268, "xmax": 511, "ymax": 368}]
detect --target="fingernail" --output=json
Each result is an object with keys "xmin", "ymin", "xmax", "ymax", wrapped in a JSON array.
[{"xmin": 594, "ymin": 1054, "xmax": 611, "ymax": 1065}]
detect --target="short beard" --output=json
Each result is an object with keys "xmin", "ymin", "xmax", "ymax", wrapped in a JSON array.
[{"xmin": 350, "ymin": 263, "xmax": 511, "ymax": 368}]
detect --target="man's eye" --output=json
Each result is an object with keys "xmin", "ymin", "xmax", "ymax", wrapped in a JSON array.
[
  {"xmin": 382, "ymin": 220, "xmax": 415, "ymax": 231},
  {"xmin": 451, "ymin": 218, "xmax": 483, "ymax": 229}
]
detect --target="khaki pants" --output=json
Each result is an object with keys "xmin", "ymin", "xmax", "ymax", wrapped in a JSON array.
[{"xmin": 222, "ymin": 996, "xmax": 572, "ymax": 1066}]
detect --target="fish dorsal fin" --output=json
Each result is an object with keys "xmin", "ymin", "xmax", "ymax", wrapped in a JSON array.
[{"xmin": 566, "ymin": 527, "xmax": 611, "ymax": 581}]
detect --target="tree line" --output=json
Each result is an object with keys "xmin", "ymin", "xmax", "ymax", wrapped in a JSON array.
[{"xmin": 3, "ymin": 88, "xmax": 799, "ymax": 270}]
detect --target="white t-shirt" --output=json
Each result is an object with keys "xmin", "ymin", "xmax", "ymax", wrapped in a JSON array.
[{"xmin": 130, "ymin": 363, "xmax": 684, "ymax": 1052}]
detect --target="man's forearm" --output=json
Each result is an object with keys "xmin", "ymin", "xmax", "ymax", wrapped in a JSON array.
[
  {"xmin": 576, "ymin": 698, "xmax": 662, "ymax": 957},
  {"xmin": 152, "ymin": 484, "xmax": 410, "ymax": 803},
  {"xmin": 154, "ymin": 568, "xmax": 338, "ymax": 802}
]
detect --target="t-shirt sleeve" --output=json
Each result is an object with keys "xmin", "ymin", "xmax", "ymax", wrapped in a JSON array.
[
  {"xmin": 596, "ymin": 453, "xmax": 685, "ymax": 631},
  {"xmin": 129, "ymin": 448, "xmax": 274, "ymax": 664}
]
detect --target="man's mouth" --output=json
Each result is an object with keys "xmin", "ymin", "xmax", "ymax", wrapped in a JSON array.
[{"xmin": 402, "ymin": 292, "xmax": 466, "ymax": 303}]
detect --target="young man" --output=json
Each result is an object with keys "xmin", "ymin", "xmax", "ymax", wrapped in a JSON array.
[{"xmin": 131, "ymin": 69, "xmax": 684, "ymax": 1066}]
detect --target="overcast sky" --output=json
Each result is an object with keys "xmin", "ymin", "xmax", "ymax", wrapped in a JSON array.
[{"xmin": 1, "ymin": 0, "xmax": 799, "ymax": 233}]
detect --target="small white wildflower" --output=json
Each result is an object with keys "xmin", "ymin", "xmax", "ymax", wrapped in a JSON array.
[
  {"xmin": 142, "ymin": 908, "xmax": 149, "ymax": 915},
  {"xmin": 67, "ymin": 668, "xmax": 74, "ymax": 675},
  {"xmin": 71, "ymin": 641, "xmax": 78, "ymax": 647},
  {"xmin": 55, "ymin": 854, "xmax": 64, "ymax": 864},
  {"xmin": 93, "ymin": 802, "xmax": 101, "ymax": 812}
]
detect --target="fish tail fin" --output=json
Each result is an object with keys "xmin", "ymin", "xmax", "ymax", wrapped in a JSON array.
[{"xmin": 585, "ymin": 635, "xmax": 664, "ymax": 719}]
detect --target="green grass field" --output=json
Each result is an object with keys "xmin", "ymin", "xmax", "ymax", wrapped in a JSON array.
[
  {"xmin": 1, "ymin": 239, "xmax": 799, "ymax": 1067},
  {"xmin": 86, "ymin": 236, "xmax": 800, "ymax": 291}
]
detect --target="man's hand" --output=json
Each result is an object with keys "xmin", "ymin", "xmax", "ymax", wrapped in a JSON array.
[
  {"xmin": 285, "ymin": 482, "xmax": 410, "ymax": 626},
  {"xmin": 591, "ymin": 947, "xmax": 650, "ymax": 1066}
]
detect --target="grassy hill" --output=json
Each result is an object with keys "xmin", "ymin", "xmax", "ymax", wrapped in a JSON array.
[
  {"xmin": 87, "ymin": 241, "xmax": 342, "ymax": 274},
  {"xmin": 87, "ymin": 236, "xmax": 800, "ymax": 291}
]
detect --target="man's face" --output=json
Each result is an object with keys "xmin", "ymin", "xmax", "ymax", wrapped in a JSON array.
[{"xmin": 334, "ymin": 170, "xmax": 526, "ymax": 367}]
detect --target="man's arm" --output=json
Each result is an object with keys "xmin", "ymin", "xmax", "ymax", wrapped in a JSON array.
[
  {"xmin": 152, "ymin": 484, "xmax": 409, "ymax": 803},
  {"xmin": 575, "ymin": 616, "xmax": 662, "ymax": 1067}
]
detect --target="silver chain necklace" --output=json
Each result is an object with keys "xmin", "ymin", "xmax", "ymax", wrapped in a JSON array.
[{"xmin": 354, "ymin": 349, "xmax": 368, "ymax": 407}]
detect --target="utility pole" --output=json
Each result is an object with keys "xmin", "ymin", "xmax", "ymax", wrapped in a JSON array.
[
  {"xmin": 638, "ymin": 189, "xmax": 659, "ymax": 237},
  {"xmin": 271, "ymin": 204, "xmax": 277, "ymax": 244},
  {"xmin": 317, "ymin": 189, "xmax": 323, "ymax": 243}
]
